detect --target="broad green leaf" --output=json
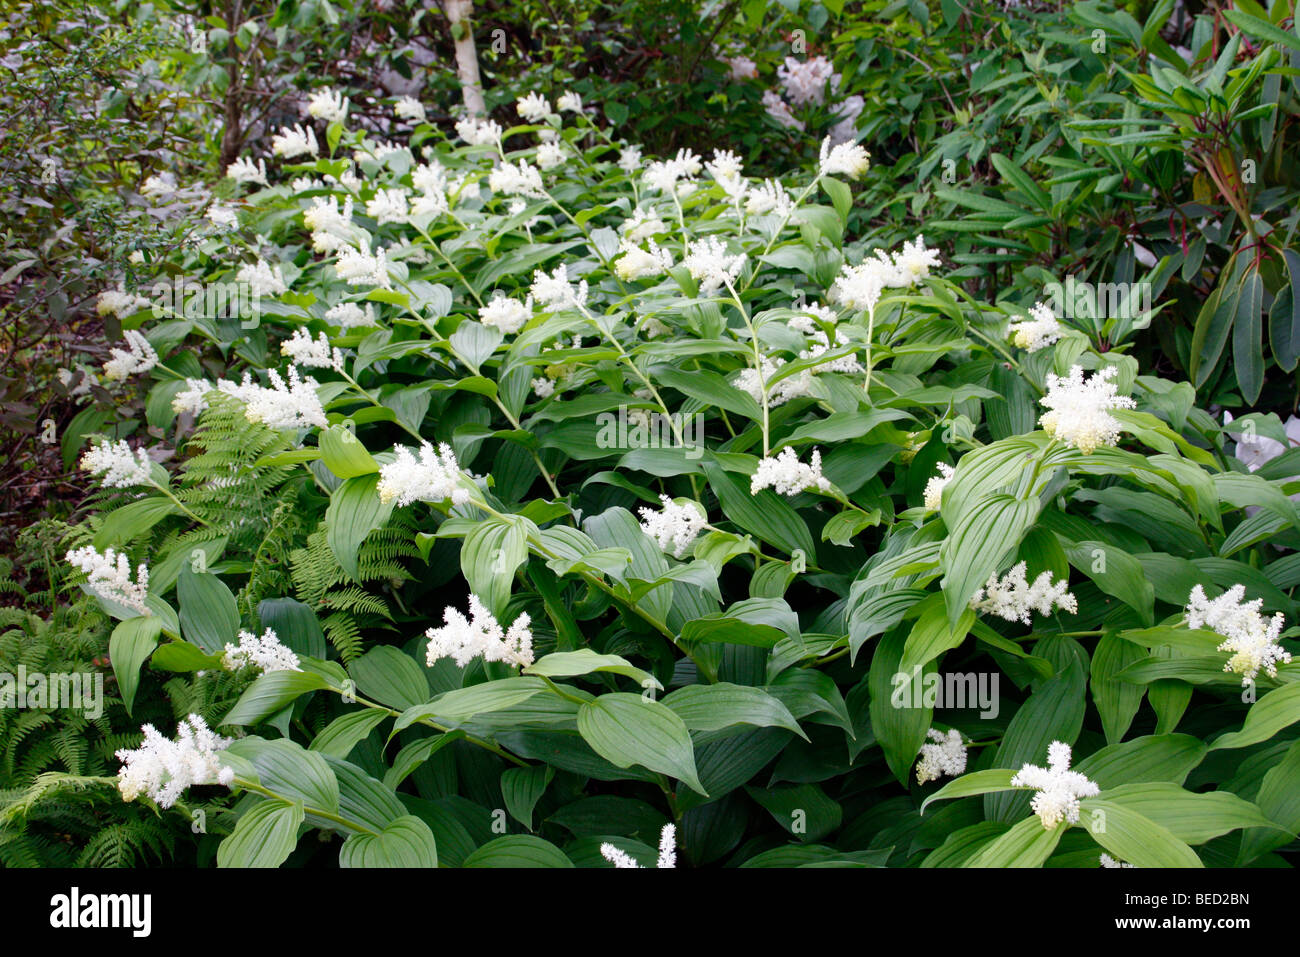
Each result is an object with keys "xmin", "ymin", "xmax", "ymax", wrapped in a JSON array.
[
  {"xmin": 577, "ymin": 693, "xmax": 706, "ymax": 795},
  {"xmin": 217, "ymin": 799, "xmax": 303, "ymax": 868},
  {"xmin": 338, "ymin": 814, "xmax": 437, "ymax": 868}
]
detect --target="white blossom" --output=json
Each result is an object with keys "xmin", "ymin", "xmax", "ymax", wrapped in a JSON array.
[
  {"xmin": 643, "ymin": 149, "xmax": 702, "ymax": 194},
  {"xmin": 238, "ymin": 365, "xmax": 328, "ymax": 430},
  {"xmin": 140, "ymin": 172, "xmax": 177, "ymax": 198},
  {"xmin": 304, "ymin": 195, "xmax": 358, "ymax": 253},
  {"xmin": 734, "ymin": 355, "xmax": 812, "ymax": 408},
  {"xmin": 778, "ymin": 55, "xmax": 836, "ymax": 107},
  {"xmin": 890, "ymin": 236, "xmax": 942, "ymax": 283},
  {"xmin": 272, "ymin": 123, "xmax": 319, "ymax": 159},
  {"xmin": 172, "ymin": 378, "xmax": 214, "ymax": 416},
  {"xmin": 281, "ymin": 328, "xmax": 344, "ymax": 371},
  {"xmin": 621, "ymin": 207, "xmax": 667, "ymax": 243},
  {"xmin": 226, "ymin": 157, "xmax": 268, "ymax": 186},
  {"xmin": 80, "ymin": 439, "xmax": 152, "ymax": 488},
  {"xmin": 223, "ymin": 628, "xmax": 301, "ymax": 674},
  {"xmin": 725, "ymin": 55, "xmax": 757, "ymax": 80},
  {"xmin": 639, "ymin": 495, "xmax": 707, "ymax": 558},
  {"xmin": 1009, "ymin": 301, "xmax": 1064, "ymax": 352},
  {"xmin": 1100, "ymin": 853, "xmax": 1134, "ymax": 868},
  {"xmin": 682, "ymin": 236, "xmax": 746, "ymax": 295},
  {"xmin": 236, "ymin": 259, "xmax": 289, "ymax": 297},
  {"xmin": 615, "ymin": 238, "xmax": 673, "ymax": 281},
  {"xmin": 1011, "ymin": 741, "xmax": 1099, "ymax": 829},
  {"xmin": 556, "ymin": 91, "xmax": 583, "ymax": 114},
  {"xmin": 923, "ymin": 463, "xmax": 955, "ymax": 510},
  {"xmin": 762, "ymin": 90, "xmax": 805, "ymax": 132},
  {"xmin": 456, "ymin": 116, "xmax": 503, "ymax": 147},
  {"xmin": 916, "ymin": 728, "xmax": 967, "ymax": 784},
  {"xmin": 530, "ymin": 264, "xmax": 587, "ymax": 310},
  {"xmin": 532, "ymin": 376, "xmax": 555, "ymax": 398},
  {"xmin": 96, "ymin": 288, "xmax": 151, "ymax": 319},
  {"xmin": 751, "ymin": 447, "xmax": 832, "ymax": 496},
  {"xmin": 102, "ymin": 329, "xmax": 159, "ymax": 380},
  {"xmin": 366, "ymin": 187, "xmax": 410, "ymax": 225},
  {"xmin": 536, "ymin": 141, "xmax": 568, "ymax": 171},
  {"xmin": 1039, "ymin": 365, "xmax": 1136, "ymax": 454},
  {"xmin": 600, "ymin": 823, "xmax": 677, "ymax": 868},
  {"xmin": 617, "ymin": 145, "xmax": 643, "ymax": 175},
  {"xmin": 425, "ymin": 594, "xmax": 534, "ymax": 668},
  {"xmin": 307, "ymin": 87, "xmax": 349, "ymax": 124},
  {"xmin": 1186, "ymin": 584, "xmax": 1291, "ymax": 685},
  {"xmin": 115, "ymin": 715, "xmax": 234, "ymax": 808},
  {"xmin": 326, "ymin": 301, "xmax": 378, "ymax": 330},
  {"xmin": 335, "ymin": 240, "xmax": 392, "ymax": 289},
  {"xmin": 377, "ymin": 441, "xmax": 471, "ymax": 507},
  {"xmin": 818, "ymin": 136, "xmax": 871, "ymax": 179},
  {"xmin": 705, "ymin": 148, "xmax": 745, "ymax": 184},
  {"xmin": 394, "ymin": 96, "xmax": 426, "ymax": 122},
  {"xmin": 479, "ymin": 294, "xmax": 533, "ymax": 334},
  {"xmin": 489, "ymin": 159, "xmax": 546, "ymax": 199},
  {"xmin": 744, "ymin": 179, "xmax": 794, "ymax": 217},
  {"xmin": 65, "ymin": 545, "xmax": 150, "ymax": 615},
  {"xmin": 516, "ymin": 92, "xmax": 551, "ymax": 122},
  {"xmin": 969, "ymin": 561, "xmax": 1077, "ymax": 624},
  {"xmin": 205, "ymin": 203, "xmax": 239, "ymax": 229}
]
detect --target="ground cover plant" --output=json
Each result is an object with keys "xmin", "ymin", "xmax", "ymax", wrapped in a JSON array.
[{"xmin": 4, "ymin": 0, "xmax": 1300, "ymax": 870}]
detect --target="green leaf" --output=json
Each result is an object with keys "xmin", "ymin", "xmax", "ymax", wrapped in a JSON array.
[
  {"xmin": 1101, "ymin": 783, "xmax": 1279, "ymax": 844},
  {"xmin": 940, "ymin": 494, "xmax": 1039, "ymax": 626},
  {"xmin": 227, "ymin": 737, "xmax": 340, "ymax": 817},
  {"xmin": 919, "ymin": 768, "xmax": 1020, "ymax": 815},
  {"xmin": 224, "ymin": 670, "xmax": 334, "ymax": 726},
  {"xmin": 661, "ymin": 683, "xmax": 806, "ymax": 738},
  {"xmin": 461, "ymin": 519, "xmax": 529, "ymax": 620},
  {"xmin": 746, "ymin": 784, "xmax": 842, "ymax": 842},
  {"xmin": 462, "ymin": 835, "xmax": 573, "ymax": 867},
  {"xmin": 92, "ymin": 497, "xmax": 178, "ymax": 551},
  {"xmin": 109, "ymin": 616, "xmax": 162, "ymax": 715},
  {"xmin": 1089, "ymin": 632, "xmax": 1147, "ymax": 744},
  {"xmin": 326, "ymin": 473, "xmax": 394, "ymax": 581},
  {"xmin": 217, "ymin": 799, "xmax": 303, "ymax": 868},
  {"xmin": 703, "ymin": 461, "xmax": 817, "ymax": 562},
  {"xmin": 177, "ymin": 567, "xmax": 240, "ymax": 654},
  {"xmin": 577, "ymin": 693, "xmax": 706, "ymax": 795},
  {"xmin": 900, "ymin": 594, "xmax": 976, "ymax": 675},
  {"xmin": 1210, "ymin": 682, "xmax": 1300, "ymax": 751},
  {"xmin": 150, "ymin": 640, "xmax": 222, "ymax": 672},
  {"xmin": 1077, "ymin": 800, "xmax": 1203, "ymax": 867},
  {"xmin": 501, "ymin": 765, "xmax": 555, "ymax": 830},
  {"xmin": 310, "ymin": 710, "xmax": 389, "ymax": 758},
  {"xmin": 964, "ymin": 816, "xmax": 1064, "ymax": 867},
  {"xmin": 319, "ymin": 425, "xmax": 379, "ymax": 478},
  {"xmin": 349, "ymin": 646, "xmax": 430, "ymax": 710},
  {"xmin": 869, "ymin": 629, "xmax": 933, "ymax": 785},
  {"xmin": 524, "ymin": 649, "xmax": 660, "ymax": 691},
  {"xmin": 257, "ymin": 598, "xmax": 328, "ymax": 659},
  {"xmin": 395, "ymin": 677, "xmax": 550, "ymax": 728},
  {"xmin": 338, "ymin": 814, "xmax": 437, "ymax": 868}
]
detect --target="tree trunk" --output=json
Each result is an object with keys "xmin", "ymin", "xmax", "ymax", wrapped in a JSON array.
[{"xmin": 445, "ymin": 0, "xmax": 486, "ymax": 117}]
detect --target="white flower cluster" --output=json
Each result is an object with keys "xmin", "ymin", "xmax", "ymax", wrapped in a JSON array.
[
  {"xmin": 615, "ymin": 238, "xmax": 673, "ymax": 281},
  {"xmin": 778, "ymin": 55, "xmax": 836, "ymax": 107},
  {"xmin": 622, "ymin": 207, "xmax": 667, "ymax": 243},
  {"xmin": 366, "ymin": 187, "xmax": 410, "ymax": 225},
  {"xmin": 1009, "ymin": 301, "xmax": 1064, "ymax": 352},
  {"xmin": 307, "ymin": 87, "xmax": 349, "ymax": 124},
  {"xmin": 751, "ymin": 447, "xmax": 832, "ymax": 496},
  {"xmin": 745, "ymin": 178, "xmax": 794, "ymax": 217},
  {"xmin": 818, "ymin": 136, "xmax": 871, "ymax": 180},
  {"xmin": 915, "ymin": 728, "xmax": 967, "ymax": 784},
  {"xmin": 762, "ymin": 90, "xmax": 804, "ymax": 131},
  {"xmin": 205, "ymin": 203, "xmax": 239, "ymax": 229},
  {"xmin": 102, "ymin": 330, "xmax": 158, "ymax": 381},
  {"xmin": 643, "ymin": 148, "xmax": 702, "ymax": 195},
  {"xmin": 326, "ymin": 301, "xmax": 378, "ymax": 330},
  {"xmin": 536, "ymin": 141, "xmax": 568, "ymax": 171},
  {"xmin": 226, "ymin": 156, "xmax": 268, "ymax": 186},
  {"xmin": 394, "ymin": 96, "xmax": 426, "ymax": 122},
  {"xmin": 116, "ymin": 715, "xmax": 235, "ymax": 808},
  {"xmin": 638, "ymin": 495, "xmax": 707, "ymax": 558},
  {"xmin": 734, "ymin": 355, "xmax": 812, "ymax": 408},
  {"xmin": 303, "ymin": 195, "xmax": 359, "ymax": 253},
  {"xmin": 1099, "ymin": 853, "xmax": 1134, "ymax": 868},
  {"xmin": 969, "ymin": 561, "xmax": 1078, "ymax": 624},
  {"xmin": 798, "ymin": 326, "xmax": 862, "ymax": 375},
  {"xmin": 516, "ymin": 92, "xmax": 551, "ymax": 122},
  {"xmin": 335, "ymin": 239, "xmax": 392, "ymax": 289},
  {"xmin": 223, "ymin": 628, "xmax": 301, "ymax": 674},
  {"xmin": 377, "ymin": 441, "xmax": 471, "ymax": 507},
  {"xmin": 479, "ymin": 294, "xmax": 533, "ymax": 334},
  {"xmin": 828, "ymin": 238, "xmax": 940, "ymax": 313},
  {"xmin": 683, "ymin": 236, "xmax": 746, "ymax": 295},
  {"xmin": 65, "ymin": 545, "xmax": 150, "ymax": 616},
  {"xmin": 600, "ymin": 823, "xmax": 676, "ymax": 868},
  {"xmin": 923, "ymin": 463, "xmax": 955, "ymax": 510},
  {"xmin": 140, "ymin": 172, "xmax": 177, "ymax": 198},
  {"xmin": 1011, "ymin": 740, "xmax": 1100, "ymax": 829},
  {"xmin": 236, "ymin": 259, "xmax": 289, "ymax": 297},
  {"xmin": 455, "ymin": 116, "xmax": 503, "ymax": 147},
  {"xmin": 531, "ymin": 264, "xmax": 588, "ymax": 310},
  {"xmin": 80, "ymin": 439, "xmax": 152, "ymax": 489},
  {"xmin": 272, "ymin": 123, "xmax": 319, "ymax": 159},
  {"xmin": 172, "ymin": 378, "xmax": 214, "ymax": 416},
  {"xmin": 425, "ymin": 594, "xmax": 534, "ymax": 668},
  {"xmin": 489, "ymin": 159, "xmax": 546, "ymax": 199},
  {"xmin": 618, "ymin": 145, "xmax": 643, "ymax": 175},
  {"xmin": 281, "ymin": 328, "xmax": 344, "ymax": 372},
  {"xmin": 237, "ymin": 365, "xmax": 328, "ymax": 430},
  {"xmin": 1038, "ymin": 365, "xmax": 1136, "ymax": 454},
  {"xmin": 1185, "ymin": 584, "xmax": 1291, "ymax": 685},
  {"xmin": 97, "ymin": 288, "xmax": 151, "ymax": 319}
]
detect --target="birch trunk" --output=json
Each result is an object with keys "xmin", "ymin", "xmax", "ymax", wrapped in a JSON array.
[{"xmin": 445, "ymin": 0, "xmax": 486, "ymax": 117}]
